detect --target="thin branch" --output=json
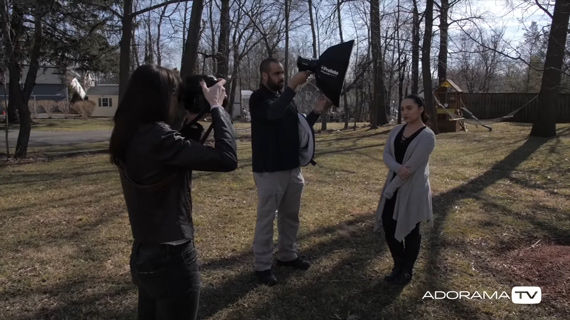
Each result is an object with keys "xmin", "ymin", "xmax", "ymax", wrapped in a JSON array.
[
  {"xmin": 534, "ymin": 0, "xmax": 554, "ymax": 20},
  {"xmin": 131, "ymin": 0, "xmax": 192, "ymax": 18}
]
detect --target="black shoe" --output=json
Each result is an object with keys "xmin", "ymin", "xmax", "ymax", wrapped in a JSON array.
[
  {"xmin": 276, "ymin": 256, "xmax": 310, "ymax": 270},
  {"xmin": 255, "ymin": 269, "xmax": 277, "ymax": 286},
  {"xmin": 390, "ymin": 272, "xmax": 412, "ymax": 285},
  {"xmin": 384, "ymin": 257, "xmax": 404, "ymax": 283},
  {"xmin": 384, "ymin": 264, "xmax": 403, "ymax": 283}
]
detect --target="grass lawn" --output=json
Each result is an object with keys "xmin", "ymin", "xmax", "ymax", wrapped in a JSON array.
[
  {"xmin": 1, "ymin": 117, "xmax": 115, "ymax": 132},
  {"xmin": 0, "ymin": 122, "xmax": 569, "ymax": 319}
]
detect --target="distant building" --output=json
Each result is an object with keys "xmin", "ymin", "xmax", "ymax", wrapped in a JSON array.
[
  {"xmin": 240, "ymin": 90, "xmax": 253, "ymax": 122},
  {"xmin": 87, "ymin": 84, "xmax": 119, "ymax": 117},
  {"xmin": 0, "ymin": 66, "xmax": 68, "ymax": 104}
]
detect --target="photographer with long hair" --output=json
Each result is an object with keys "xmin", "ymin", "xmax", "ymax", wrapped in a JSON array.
[
  {"xmin": 374, "ymin": 94, "xmax": 435, "ymax": 285},
  {"xmin": 109, "ymin": 64, "xmax": 237, "ymax": 320}
]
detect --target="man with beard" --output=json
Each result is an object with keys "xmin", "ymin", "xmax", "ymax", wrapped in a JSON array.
[{"xmin": 249, "ymin": 58, "xmax": 333, "ymax": 286}]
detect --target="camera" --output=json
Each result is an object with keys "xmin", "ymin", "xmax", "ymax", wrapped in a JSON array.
[
  {"xmin": 297, "ymin": 57, "xmax": 319, "ymax": 73},
  {"xmin": 182, "ymin": 74, "xmax": 219, "ymax": 114}
]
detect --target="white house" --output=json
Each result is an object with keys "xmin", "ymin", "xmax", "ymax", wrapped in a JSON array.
[{"xmin": 87, "ymin": 84, "xmax": 119, "ymax": 117}]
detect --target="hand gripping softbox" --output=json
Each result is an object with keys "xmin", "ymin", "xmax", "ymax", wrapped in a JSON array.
[{"xmin": 297, "ymin": 40, "xmax": 354, "ymax": 107}]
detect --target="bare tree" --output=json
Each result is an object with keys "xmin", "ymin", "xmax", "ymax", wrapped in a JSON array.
[
  {"xmin": 370, "ymin": 0, "xmax": 388, "ymax": 128},
  {"xmin": 217, "ymin": 0, "xmax": 230, "ymax": 77},
  {"xmin": 181, "ymin": 0, "xmax": 205, "ymax": 78},
  {"xmin": 530, "ymin": 0, "xmax": 570, "ymax": 137},
  {"xmin": 422, "ymin": 0, "xmax": 438, "ymax": 132},
  {"xmin": 411, "ymin": 0, "xmax": 420, "ymax": 93}
]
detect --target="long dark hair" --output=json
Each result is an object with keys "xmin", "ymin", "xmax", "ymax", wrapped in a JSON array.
[
  {"xmin": 405, "ymin": 94, "xmax": 429, "ymax": 124},
  {"xmin": 109, "ymin": 64, "xmax": 181, "ymax": 166}
]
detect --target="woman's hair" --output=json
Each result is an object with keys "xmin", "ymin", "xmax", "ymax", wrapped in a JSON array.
[
  {"xmin": 109, "ymin": 64, "xmax": 182, "ymax": 166},
  {"xmin": 405, "ymin": 94, "xmax": 429, "ymax": 124}
]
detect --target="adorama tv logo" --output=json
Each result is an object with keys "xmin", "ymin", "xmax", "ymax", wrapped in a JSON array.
[{"xmin": 511, "ymin": 287, "xmax": 541, "ymax": 304}]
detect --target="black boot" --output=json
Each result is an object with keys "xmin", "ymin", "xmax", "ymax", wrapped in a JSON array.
[
  {"xmin": 391, "ymin": 269, "xmax": 413, "ymax": 285},
  {"xmin": 384, "ymin": 256, "xmax": 404, "ymax": 282},
  {"xmin": 390, "ymin": 230, "xmax": 421, "ymax": 286}
]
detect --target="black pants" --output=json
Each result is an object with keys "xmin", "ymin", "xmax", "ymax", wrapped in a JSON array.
[
  {"xmin": 382, "ymin": 190, "xmax": 421, "ymax": 274},
  {"xmin": 130, "ymin": 240, "xmax": 201, "ymax": 320}
]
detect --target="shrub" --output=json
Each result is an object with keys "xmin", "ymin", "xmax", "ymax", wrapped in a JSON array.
[
  {"xmin": 36, "ymin": 100, "xmax": 58, "ymax": 118},
  {"xmin": 71, "ymin": 100, "xmax": 96, "ymax": 119},
  {"xmin": 56, "ymin": 101, "xmax": 71, "ymax": 118}
]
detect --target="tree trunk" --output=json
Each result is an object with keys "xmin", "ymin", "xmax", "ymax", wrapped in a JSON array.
[
  {"xmin": 217, "ymin": 0, "xmax": 230, "ymax": 77},
  {"xmin": 370, "ymin": 0, "xmax": 379, "ymax": 128},
  {"xmin": 371, "ymin": 0, "xmax": 387, "ymax": 127},
  {"xmin": 119, "ymin": 0, "xmax": 133, "ymax": 101},
  {"xmin": 530, "ymin": 0, "xmax": 570, "ymax": 137},
  {"xmin": 398, "ymin": 58, "xmax": 406, "ymax": 124},
  {"xmin": 181, "ymin": 1, "xmax": 189, "ymax": 56},
  {"xmin": 310, "ymin": 0, "xmax": 326, "ymax": 130},
  {"xmin": 227, "ymin": 72, "xmax": 238, "ymax": 118},
  {"xmin": 411, "ymin": 0, "xmax": 420, "ymax": 93},
  {"xmin": 15, "ymin": 2, "xmax": 44, "ymax": 158},
  {"xmin": 2, "ymin": 1, "xmax": 24, "ymax": 124},
  {"xmin": 422, "ymin": 0, "xmax": 438, "ymax": 133},
  {"xmin": 437, "ymin": 0, "xmax": 449, "ymax": 84},
  {"xmin": 180, "ymin": 0, "xmax": 204, "ymax": 78},
  {"xmin": 284, "ymin": 0, "xmax": 290, "ymax": 84},
  {"xmin": 308, "ymin": 0, "xmax": 318, "ymax": 58},
  {"xmin": 337, "ymin": 0, "xmax": 350, "ymax": 129}
]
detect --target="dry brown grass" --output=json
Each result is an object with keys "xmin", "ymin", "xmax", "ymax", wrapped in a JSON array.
[{"xmin": 0, "ymin": 122, "xmax": 569, "ymax": 319}]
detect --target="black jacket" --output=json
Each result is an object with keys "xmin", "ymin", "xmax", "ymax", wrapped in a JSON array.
[
  {"xmin": 119, "ymin": 107, "xmax": 237, "ymax": 243},
  {"xmin": 249, "ymin": 85, "xmax": 319, "ymax": 172}
]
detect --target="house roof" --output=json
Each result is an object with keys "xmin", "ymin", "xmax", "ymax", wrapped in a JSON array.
[
  {"xmin": 22, "ymin": 66, "xmax": 65, "ymax": 84},
  {"xmin": 87, "ymin": 84, "xmax": 119, "ymax": 96},
  {"xmin": 440, "ymin": 79, "xmax": 463, "ymax": 92}
]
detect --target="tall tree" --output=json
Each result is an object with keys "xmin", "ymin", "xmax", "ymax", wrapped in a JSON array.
[
  {"xmin": 530, "ymin": 0, "xmax": 570, "ymax": 137},
  {"xmin": 437, "ymin": 0, "xmax": 450, "ymax": 84},
  {"xmin": 117, "ymin": 0, "xmax": 194, "ymax": 100},
  {"xmin": 336, "ymin": 0, "xmax": 351, "ymax": 129},
  {"xmin": 370, "ymin": 0, "xmax": 388, "ymax": 127},
  {"xmin": 0, "ymin": 0, "xmax": 116, "ymax": 158},
  {"xmin": 284, "ymin": 0, "xmax": 290, "ymax": 83},
  {"xmin": 217, "ymin": 0, "xmax": 231, "ymax": 77},
  {"xmin": 180, "ymin": 0, "xmax": 205, "ymax": 78},
  {"xmin": 411, "ymin": 0, "xmax": 420, "ymax": 93},
  {"xmin": 422, "ymin": 0, "xmax": 438, "ymax": 132}
]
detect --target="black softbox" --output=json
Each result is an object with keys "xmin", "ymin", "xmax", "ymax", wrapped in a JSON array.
[{"xmin": 297, "ymin": 40, "xmax": 354, "ymax": 107}]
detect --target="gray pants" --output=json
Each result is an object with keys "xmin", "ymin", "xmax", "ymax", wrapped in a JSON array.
[{"xmin": 252, "ymin": 167, "xmax": 304, "ymax": 271}]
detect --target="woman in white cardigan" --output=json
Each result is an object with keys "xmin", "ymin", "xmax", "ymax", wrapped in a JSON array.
[{"xmin": 375, "ymin": 94, "xmax": 435, "ymax": 285}]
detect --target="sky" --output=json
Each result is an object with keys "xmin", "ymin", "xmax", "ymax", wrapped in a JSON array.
[
  {"xmin": 160, "ymin": 0, "xmax": 555, "ymax": 70},
  {"xmin": 452, "ymin": 0, "xmax": 552, "ymax": 43}
]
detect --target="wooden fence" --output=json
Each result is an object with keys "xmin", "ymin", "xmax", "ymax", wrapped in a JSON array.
[{"xmin": 461, "ymin": 93, "xmax": 570, "ymax": 123}]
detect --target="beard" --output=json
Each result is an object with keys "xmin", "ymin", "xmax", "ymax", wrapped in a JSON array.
[{"xmin": 267, "ymin": 78, "xmax": 284, "ymax": 92}]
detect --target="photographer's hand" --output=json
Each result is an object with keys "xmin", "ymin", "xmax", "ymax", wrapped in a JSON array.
[
  {"xmin": 313, "ymin": 95, "xmax": 333, "ymax": 114},
  {"xmin": 287, "ymin": 71, "xmax": 311, "ymax": 91},
  {"xmin": 201, "ymin": 78, "xmax": 227, "ymax": 109}
]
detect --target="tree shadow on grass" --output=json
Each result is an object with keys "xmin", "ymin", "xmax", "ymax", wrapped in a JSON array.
[
  {"xmin": 410, "ymin": 137, "xmax": 555, "ymax": 318},
  {"xmin": 196, "ymin": 214, "xmax": 405, "ymax": 320}
]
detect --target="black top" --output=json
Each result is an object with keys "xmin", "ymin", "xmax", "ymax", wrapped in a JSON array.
[
  {"xmin": 249, "ymin": 85, "xmax": 319, "ymax": 172},
  {"xmin": 391, "ymin": 125, "xmax": 426, "ymax": 179},
  {"xmin": 120, "ymin": 107, "xmax": 237, "ymax": 243}
]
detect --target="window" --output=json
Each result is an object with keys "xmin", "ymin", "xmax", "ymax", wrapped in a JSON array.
[{"xmin": 98, "ymin": 97, "xmax": 113, "ymax": 107}]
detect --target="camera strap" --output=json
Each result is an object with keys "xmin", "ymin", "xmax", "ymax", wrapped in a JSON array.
[{"xmin": 184, "ymin": 108, "xmax": 214, "ymax": 144}]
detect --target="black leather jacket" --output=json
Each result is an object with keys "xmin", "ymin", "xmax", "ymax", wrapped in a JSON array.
[{"xmin": 119, "ymin": 107, "xmax": 237, "ymax": 243}]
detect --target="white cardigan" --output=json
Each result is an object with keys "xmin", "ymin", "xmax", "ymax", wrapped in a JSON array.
[{"xmin": 374, "ymin": 124, "xmax": 436, "ymax": 241}]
